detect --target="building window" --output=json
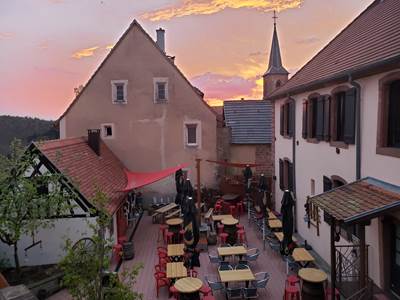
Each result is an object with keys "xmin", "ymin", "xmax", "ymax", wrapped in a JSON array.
[
  {"xmin": 111, "ymin": 80, "xmax": 128, "ymax": 104},
  {"xmin": 377, "ymin": 73, "xmax": 400, "ymax": 157},
  {"xmin": 276, "ymin": 80, "xmax": 281, "ymax": 88},
  {"xmin": 310, "ymin": 179, "xmax": 315, "ymax": 196},
  {"xmin": 154, "ymin": 78, "xmax": 168, "ymax": 103},
  {"xmin": 279, "ymin": 158, "xmax": 293, "ymax": 191},
  {"xmin": 185, "ymin": 122, "xmax": 201, "ymax": 147},
  {"xmin": 280, "ymin": 101, "xmax": 294, "ymax": 138},
  {"xmin": 101, "ymin": 123, "xmax": 114, "ymax": 139},
  {"xmin": 387, "ymin": 80, "xmax": 400, "ymax": 148}
]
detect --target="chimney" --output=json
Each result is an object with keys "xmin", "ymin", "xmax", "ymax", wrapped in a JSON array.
[
  {"xmin": 88, "ymin": 129, "xmax": 101, "ymax": 156},
  {"xmin": 156, "ymin": 28, "xmax": 165, "ymax": 53}
]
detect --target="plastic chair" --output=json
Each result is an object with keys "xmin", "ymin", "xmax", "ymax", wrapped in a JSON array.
[
  {"xmin": 284, "ymin": 285, "xmax": 300, "ymax": 300},
  {"xmin": 214, "ymin": 204, "xmax": 222, "ymax": 214},
  {"xmin": 208, "ymin": 251, "xmax": 221, "ymax": 264},
  {"xmin": 229, "ymin": 205, "xmax": 237, "ymax": 217},
  {"xmin": 154, "ymin": 272, "xmax": 170, "ymax": 297},
  {"xmin": 218, "ymin": 263, "xmax": 233, "ymax": 271},
  {"xmin": 226, "ymin": 287, "xmax": 243, "ymax": 299},
  {"xmin": 236, "ymin": 224, "xmax": 244, "ymax": 230},
  {"xmin": 166, "ymin": 231, "xmax": 174, "ymax": 244},
  {"xmin": 158, "ymin": 224, "xmax": 168, "ymax": 242},
  {"xmin": 217, "ymin": 223, "xmax": 224, "ymax": 234},
  {"xmin": 179, "ymin": 229, "xmax": 185, "ymax": 242},
  {"xmin": 243, "ymin": 287, "xmax": 258, "ymax": 299},
  {"xmin": 203, "ymin": 296, "xmax": 216, "ymax": 300},
  {"xmin": 219, "ymin": 233, "xmax": 228, "ymax": 245},
  {"xmin": 236, "ymin": 229, "xmax": 246, "ymax": 244},
  {"xmin": 235, "ymin": 262, "xmax": 250, "ymax": 270},
  {"xmin": 187, "ymin": 269, "xmax": 198, "ymax": 278},
  {"xmin": 245, "ymin": 248, "xmax": 261, "ymax": 263},
  {"xmin": 157, "ymin": 246, "xmax": 167, "ymax": 254},
  {"xmin": 154, "ymin": 264, "xmax": 165, "ymax": 273},
  {"xmin": 286, "ymin": 275, "xmax": 300, "ymax": 287},
  {"xmin": 205, "ymin": 275, "xmax": 225, "ymax": 294},
  {"xmin": 200, "ymin": 284, "xmax": 212, "ymax": 296},
  {"xmin": 325, "ymin": 288, "xmax": 340, "ymax": 300},
  {"xmin": 169, "ymin": 285, "xmax": 179, "ymax": 299},
  {"xmin": 237, "ymin": 201, "xmax": 245, "ymax": 215}
]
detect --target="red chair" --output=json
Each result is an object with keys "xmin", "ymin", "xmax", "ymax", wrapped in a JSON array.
[
  {"xmin": 154, "ymin": 272, "xmax": 170, "ymax": 297},
  {"xmin": 187, "ymin": 269, "xmax": 198, "ymax": 278},
  {"xmin": 157, "ymin": 246, "xmax": 167, "ymax": 254},
  {"xmin": 229, "ymin": 205, "xmax": 237, "ymax": 217},
  {"xmin": 166, "ymin": 231, "xmax": 174, "ymax": 244},
  {"xmin": 200, "ymin": 284, "xmax": 212, "ymax": 296},
  {"xmin": 179, "ymin": 229, "xmax": 185, "ymax": 242},
  {"xmin": 219, "ymin": 233, "xmax": 228, "ymax": 245},
  {"xmin": 214, "ymin": 204, "xmax": 222, "ymax": 214},
  {"xmin": 237, "ymin": 201, "xmax": 244, "ymax": 215},
  {"xmin": 236, "ymin": 224, "xmax": 244, "ymax": 230},
  {"xmin": 158, "ymin": 224, "xmax": 168, "ymax": 242},
  {"xmin": 217, "ymin": 223, "xmax": 224, "ymax": 235},
  {"xmin": 169, "ymin": 285, "xmax": 179, "ymax": 300},
  {"xmin": 159, "ymin": 257, "xmax": 169, "ymax": 269},
  {"xmin": 286, "ymin": 275, "xmax": 300, "ymax": 287},
  {"xmin": 284, "ymin": 285, "xmax": 300, "ymax": 300},
  {"xmin": 203, "ymin": 296, "xmax": 216, "ymax": 300},
  {"xmin": 155, "ymin": 264, "xmax": 165, "ymax": 273},
  {"xmin": 236, "ymin": 229, "xmax": 246, "ymax": 244}
]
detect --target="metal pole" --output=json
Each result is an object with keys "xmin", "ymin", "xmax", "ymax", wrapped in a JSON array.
[
  {"xmin": 330, "ymin": 220, "xmax": 336, "ymax": 300},
  {"xmin": 195, "ymin": 158, "xmax": 202, "ymax": 224},
  {"xmin": 263, "ymin": 217, "xmax": 266, "ymax": 250}
]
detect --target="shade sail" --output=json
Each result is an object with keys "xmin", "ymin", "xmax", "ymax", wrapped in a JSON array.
[
  {"xmin": 122, "ymin": 164, "xmax": 188, "ymax": 191},
  {"xmin": 206, "ymin": 159, "xmax": 265, "ymax": 168}
]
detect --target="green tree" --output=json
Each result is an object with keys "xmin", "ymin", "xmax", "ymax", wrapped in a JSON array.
[
  {"xmin": 60, "ymin": 190, "xmax": 142, "ymax": 300},
  {"xmin": 0, "ymin": 139, "xmax": 69, "ymax": 275}
]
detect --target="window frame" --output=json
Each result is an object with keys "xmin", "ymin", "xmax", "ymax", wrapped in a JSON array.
[
  {"xmin": 184, "ymin": 121, "xmax": 201, "ymax": 148},
  {"xmin": 306, "ymin": 93, "xmax": 320, "ymax": 143},
  {"xmin": 111, "ymin": 80, "xmax": 128, "ymax": 104},
  {"xmin": 154, "ymin": 77, "xmax": 169, "ymax": 103},
  {"xmin": 330, "ymin": 86, "xmax": 351, "ymax": 149},
  {"xmin": 377, "ymin": 71, "xmax": 400, "ymax": 158},
  {"xmin": 101, "ymin": 123, "xmax": 115, "ymax": 139},
  {"xmin": 279, "ymin": 99, "xmax": 294, "ymax": 139}
]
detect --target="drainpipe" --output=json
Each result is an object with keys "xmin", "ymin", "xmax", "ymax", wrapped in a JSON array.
[
  {"xmin": 289, "ymin": 95, "xmax": 297, "ymax": 232},
  {"xmin": 349, "ymin": 76, "xmax": 362, "ymax": 180}
]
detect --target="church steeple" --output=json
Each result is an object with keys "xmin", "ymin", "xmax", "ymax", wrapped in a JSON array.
[{"xmin": 263, "ymin": 11, "xmax": 288, "ymax": 99}]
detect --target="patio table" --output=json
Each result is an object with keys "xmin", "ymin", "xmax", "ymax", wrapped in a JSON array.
[
  {"xmin": 298, "ymin": 268, "xmax": 327, "ymax": 300},
  {"xmin": 155, "ymin": 203, "xmax": 177, "ymax": 214},
  {"xmin": 218, "ymin": 269, "xmax": 255, "ymax": 287},
  {"xmin": 166, "ymin": 218, "xmax": 183, "ymax": 243},
  {"xmin": 222, "ymin": 194, "xmax": 239, "ymax": 201},
  {"xmin": 174, "ymin": 277, "xmax": 203, "ymax": 300},
  {"xmin": 274, "ymin": 232, "xmax": 298, "ymax": 242},
  {"xmin": 168, "ymin": 244, "xmax": 185, "ymax": 261},
  {"xmin": 217, "ymin": 245, "xmax": 247, "ymax": 260},
  {"xmin": 292, "ymin": 248, "xmax": 315, "ymax": 267},
  {"xmin": 212, "ymin": 214, "xmax": 234, "ymax": 222},
  {"xmin": 268, "ymin": 211, "xmax": 278, "ymax": 219},
  {"xmin": 166, "ymin": 262, "xmax": 187, "ymax": 279},
  {"xmin": 221, "ymin": 218, "xmax": 239, "ymax": 244},
  {"xmin": 268, "ymin": 219, "xmax": 282, "ymax": 229}
]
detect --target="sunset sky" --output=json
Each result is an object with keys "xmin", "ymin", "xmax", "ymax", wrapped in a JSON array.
[{"xmin": 0, "ymin": 0, "xmax": 373, "ymax": 120}]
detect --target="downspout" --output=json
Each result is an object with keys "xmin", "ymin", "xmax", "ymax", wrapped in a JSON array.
[
  {"xmin": 289, "ymin": 95, "xmax": 297, "ymax": 232},
  {"xmin": 349, "ymin": 76, "xmax": 362, "ymax": 180}
]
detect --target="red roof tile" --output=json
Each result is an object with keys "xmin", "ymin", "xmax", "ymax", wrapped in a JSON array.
[
  {"xmin": 35, "ymin": 137, "xmax": 127, "ymax": 215},
  {"xmin": 269, "ymin": 0, "xmax": 400, "ymax": 99},
  {"xmin": 309, "ymin": 177, "xmax": 400, "ymax": 223}
]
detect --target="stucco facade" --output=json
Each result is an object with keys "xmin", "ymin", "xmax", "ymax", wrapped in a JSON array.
[
  {"xmin": 59, "ymin": 22, "xmax": 217, "ymax": 200},
  {"xmin": 273, "ymin": 68, "xmax": 400, "ymax": 290}
]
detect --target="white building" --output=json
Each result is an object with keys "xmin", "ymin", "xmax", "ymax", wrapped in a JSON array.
[{"xmin": 269, "ymin": 0, "xmax": 400, "ymax": 297}]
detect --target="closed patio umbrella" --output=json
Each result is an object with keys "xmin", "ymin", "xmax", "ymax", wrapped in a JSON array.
[
  {"xmin": 183, "ymin": 178, "xmax": 193, "ymax": 199},
  {"xmin": 243, "ymin": 165, "xmax": 253, "ymax": 194},
  {"xmin": 281, "ymin": 190, "xmax": 295, "ymax": 255},
  {"xmin": 183, "ymin": 196, "xmax": 200, "ymax": 269},
  {"xmin": 175, "ymin": 169, "xmax": 184, "ymax": 205}
]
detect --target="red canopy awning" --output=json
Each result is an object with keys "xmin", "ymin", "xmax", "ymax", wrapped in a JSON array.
[
  {"xmin": 206, "ymin": 159, "xmax": 265, "ymax": 168},
  {"xmin": 122, "ymin": 164, "xmax": 188, "ymax": 191}
]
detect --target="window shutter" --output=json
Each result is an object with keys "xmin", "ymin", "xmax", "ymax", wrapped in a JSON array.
[
  {"xmin": 323, "ymin": 176, "xmax": 332, "ymax": 192},
  {"xmin": 302, "ymin": 101, "xmax": 308, "ymax": 139},
  {"xmin": 279, "ymin": 159, "xmax": 284, "ymax": 190},
  {"xmin": 344, "ymin": 88, "xmax": 356, "ymax": 144},
  {"xmin": 315, "ymin": 96, "xmax": 325, "ymax": 140},
  {"xmin": 288, "ymin": 161, "xmax": 294, "ymax": 191},
  {"xmin": 280, "ymin": 105, "xmax": 284, "ymax": 136},
  {"xmin": 308, "ymin": 99, "xmax": 314, "ymax": 138},
  {"xmin": 288, "ymin": 101, "xmax": 294, "ymax": 137},
  {"xmin": 323, "ymin": 95, "xmax": 331, "ymax": 141}
]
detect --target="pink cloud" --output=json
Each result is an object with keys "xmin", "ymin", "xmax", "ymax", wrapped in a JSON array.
[{"xmin": 191, "ymin": 72, "xmax": 257, "ymax": 100}]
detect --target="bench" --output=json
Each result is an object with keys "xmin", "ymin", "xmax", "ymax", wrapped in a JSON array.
[{"xmin": 165, "ymin": 209, "xmax": 181, "ymax": 219}]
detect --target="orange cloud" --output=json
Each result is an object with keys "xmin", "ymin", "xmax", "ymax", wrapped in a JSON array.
[
  {"xmin": 0, "ymin": 32, "xmax": 15, "ymax": 40},
  {"xmin": 142, "ymin": 0, "xmax": 303, "ymax": 21},
  {"xmin": 72, "ymin": 46, "xmax": 99, "ymax": 59}
]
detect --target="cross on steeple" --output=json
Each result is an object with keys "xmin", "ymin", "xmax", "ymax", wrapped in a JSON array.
[{"xmin": 273, "ymin": 10, "xmax": 278, "ymax": 28}]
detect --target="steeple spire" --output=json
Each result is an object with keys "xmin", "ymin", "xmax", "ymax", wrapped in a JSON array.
[{"xmin": 264, "ymin": 10, "xmax": 288, "ymax": 76}]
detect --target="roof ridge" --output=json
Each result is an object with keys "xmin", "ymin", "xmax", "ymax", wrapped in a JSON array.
[{"xmin": 269, "ymin": 0, "xmax": 387, "ymax": 98}]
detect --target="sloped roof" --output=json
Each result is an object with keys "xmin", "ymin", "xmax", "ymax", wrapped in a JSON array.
[
  {"xmin": 35, "ymin": 137, "xmax": 127, "ymax": 215},
  {"xmin": 58, "ymin": 20, "xmax": 215, "ymax": 122},
  {"xmin": 223, "ymin": 100, "xmax": 272, "ymax": 144},
  {"xmin": 269, "ymin": 0, "xmax": 400, "ymax": 99},
  {"xmin": 309, "ymin": 177, "xmax": 400, "ymax": 224},
  {"xmin": 264, "ymin": 24, "xmax": 288, "ymax": 76}
]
